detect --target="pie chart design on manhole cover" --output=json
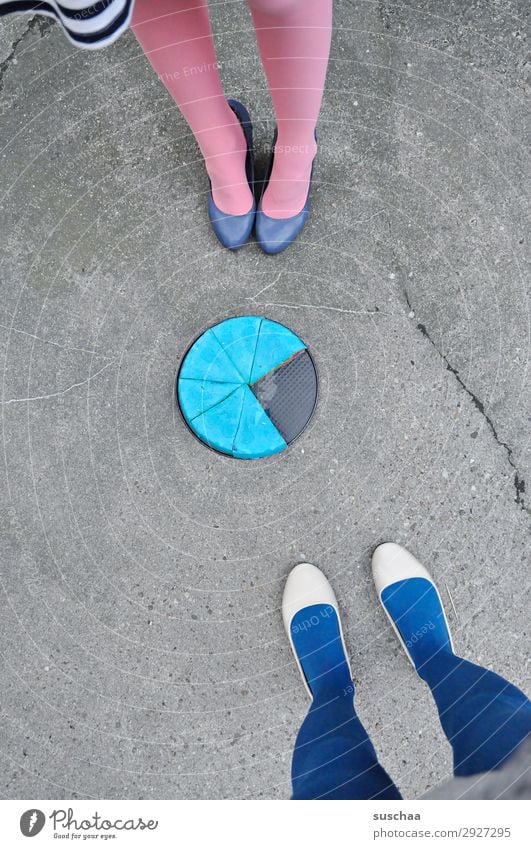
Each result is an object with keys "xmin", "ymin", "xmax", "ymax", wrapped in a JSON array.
[{"xmin": 177, "ymin": 316, "xmax": 318, "ymax": 459}]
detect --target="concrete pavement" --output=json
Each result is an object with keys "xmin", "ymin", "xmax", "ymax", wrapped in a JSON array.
[{"xmin": 0, "ymin": 0, "xmax": 529, "ymax": 799}]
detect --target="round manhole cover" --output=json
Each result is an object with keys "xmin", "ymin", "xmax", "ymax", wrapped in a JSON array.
[{"xmin": 177, "ymin": 316, "xmax": 317, "ymax": 459}]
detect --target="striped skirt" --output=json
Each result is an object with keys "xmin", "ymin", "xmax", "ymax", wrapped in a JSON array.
[{"xmin": 0, "ymin": 0, "xmax": 136, "ymax": 49}]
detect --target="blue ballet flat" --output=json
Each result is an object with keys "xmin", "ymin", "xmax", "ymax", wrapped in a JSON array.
[
  {"xmin": 255, "ymin": 129, "xmax": 316, "ymax": 255},
  {"xmin": 207, "ymin": 99, "xmax": 256, "ymax": 250}
]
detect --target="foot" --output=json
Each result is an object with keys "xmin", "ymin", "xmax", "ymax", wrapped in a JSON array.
[
  {"xmin": 261, "ymin": 136, "xmax": 317, "ymax": 219},
  {"xmin": 283, "ymin": 562, "xmax": 352, "ymax": 699},
  {"xmin": 372, "ymin": 543, "xmax": 454, "ymax": 673},
  {"xmin": 202, "ymin": 114, "xmax": 254, "ymax": 216}
]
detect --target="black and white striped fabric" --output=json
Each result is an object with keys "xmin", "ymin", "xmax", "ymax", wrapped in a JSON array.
[{"xmin": 0, "ymin": 0, "xmax": 136, "ymax": 49}]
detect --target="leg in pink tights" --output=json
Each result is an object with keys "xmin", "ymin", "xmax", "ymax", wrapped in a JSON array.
[
  {"xmin": 131, "ymin": 0, "xmax": 253, "ymax": 216},
  {"xmin": 247, "ymin": 0, "xmax": 332, "ymax": 218}
]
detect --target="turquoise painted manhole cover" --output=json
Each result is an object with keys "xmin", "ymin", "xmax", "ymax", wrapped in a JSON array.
[{"xmin": 177, "ymin": 316, "xmax": 317, "ymax": 459}]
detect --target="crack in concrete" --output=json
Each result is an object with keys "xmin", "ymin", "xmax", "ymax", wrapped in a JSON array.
[
  {"xmin": 405, "ymin": 290, "xmax": 530, "ymax": 515},
  {"xmin": 0, "ymin": 16, "xmax": 52, "ymax": 92},
  {"xmin": 2, "ymin": 361, "xmax": 116, "ymax": 405},
  {"xmin": 249, "ymin": 301, "xmax": 393, "ymax": 317},
  {"xmin": 245, "ymin": 272, "xmax": 283, "ymax": 303},
  {"xmin": 311, "ymin": 209, "xmax": 387, "ymax": 246},
  {"xmin": 0, "ymin": 323, "xmax": 115, "ymax": 360}
]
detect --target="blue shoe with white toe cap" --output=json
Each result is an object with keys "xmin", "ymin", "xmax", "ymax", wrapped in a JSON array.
[
  {"xmin": 283, "ymin": 563, "xmax": 353, "ymax": 699},
  {"xmin": 372, "ymin": 543, "xmax": 454, "ymax": 673},
  {"xmin": 284, "ymin": 563, "xmax": 403, "ymax": 800},
  {"xmin": 372, "ymin": 542, "xmax": 531, "ymax": 778},
  {"xmin": 207, "ymin": 100, "xmax": 256, "ymax": 250}
]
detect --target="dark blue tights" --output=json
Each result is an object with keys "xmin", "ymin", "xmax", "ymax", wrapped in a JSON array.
[{"xmin": 291, "ymin": 607, "xmax": 531, "ymax": 799}]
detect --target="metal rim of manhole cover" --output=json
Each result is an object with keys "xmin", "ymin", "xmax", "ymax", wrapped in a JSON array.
[{"xmin": 176, "ymin": 315, "xmax": 318, "ymax": 459}]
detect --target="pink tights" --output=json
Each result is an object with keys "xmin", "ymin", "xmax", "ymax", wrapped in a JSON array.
[{"xmin": 131, "ymin": 0, "xmax": 332, "ymax": 218}]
